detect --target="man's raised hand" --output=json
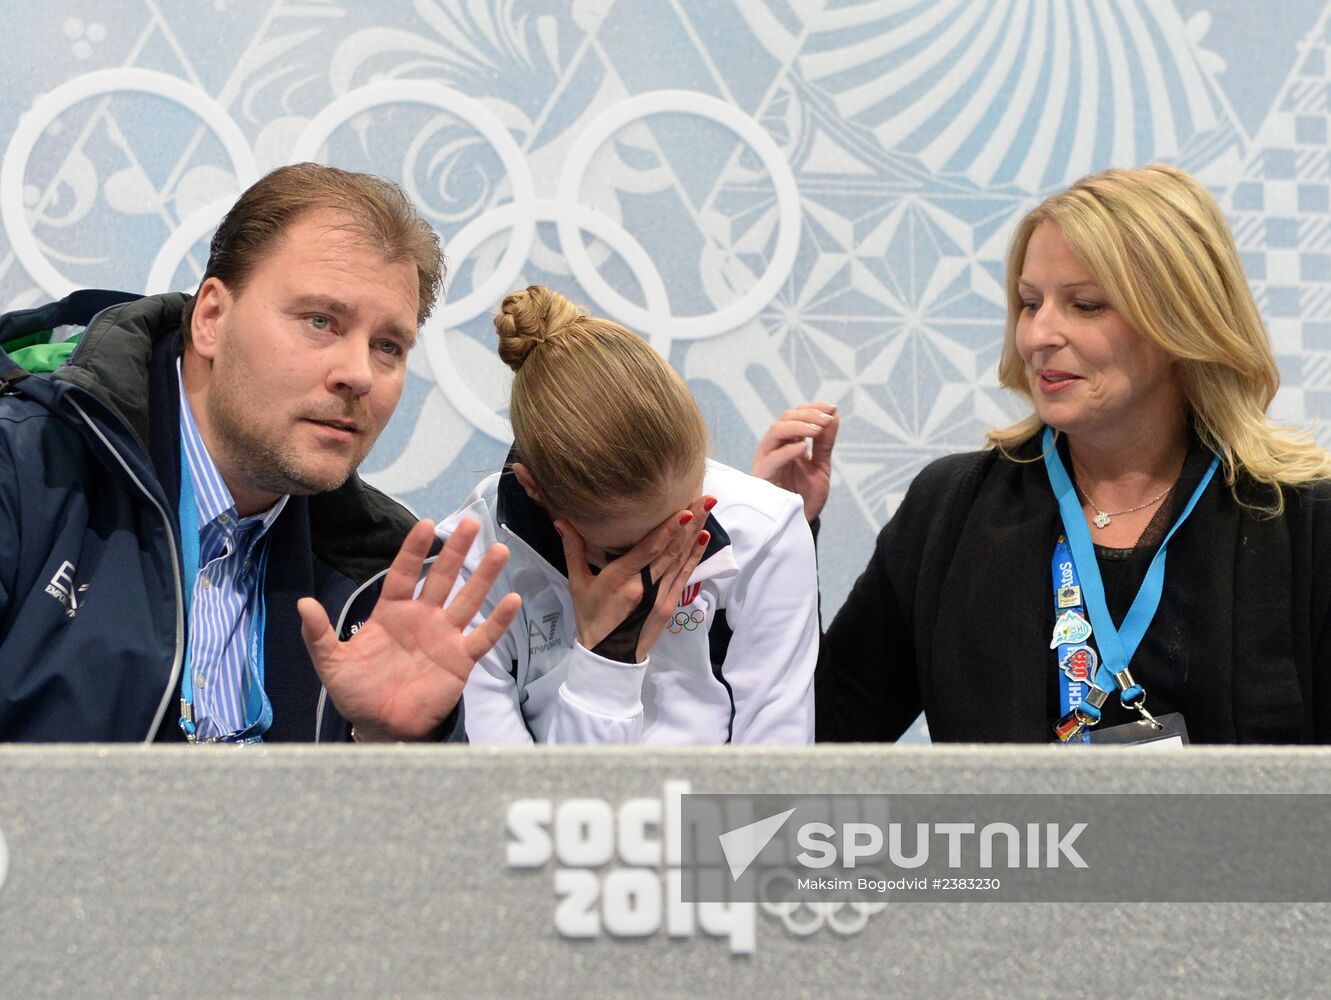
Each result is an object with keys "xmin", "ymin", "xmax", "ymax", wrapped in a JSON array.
[{"xmin": 298, "ymin": 518, "xmax": 521, "ymax": 741}]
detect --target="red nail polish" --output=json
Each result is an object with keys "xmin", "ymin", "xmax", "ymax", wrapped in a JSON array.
[
  {"xmin": 697, "ymin": 532, "xmax": 709, "ymax": 546},
  {"xmin": 679, "ymin": 512, "xmax": 693, "ymax": 526},
  {"xmin": 703, "ymin": 497, "xmax": 717, "ymax": 511}
]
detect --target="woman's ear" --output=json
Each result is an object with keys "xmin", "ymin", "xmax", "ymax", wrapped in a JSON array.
[{"xmin": 511, "ymin": 462, "xmax": 546, "ymax": 505}]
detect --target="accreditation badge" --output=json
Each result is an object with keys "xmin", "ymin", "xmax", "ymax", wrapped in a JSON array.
[{"xmin": 1087, "ymin": 712, "xmax": 1189, "ymax": 748}]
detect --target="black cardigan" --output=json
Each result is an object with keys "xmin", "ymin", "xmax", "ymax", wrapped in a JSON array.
[{"xmin": 816, "ymin": 436, "xmax": 1331, "ymax": 744}]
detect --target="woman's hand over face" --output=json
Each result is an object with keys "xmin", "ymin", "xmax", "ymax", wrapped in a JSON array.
[{"xmin": 555, "ymin": 495, "xmax": 713, "ymax": 663}]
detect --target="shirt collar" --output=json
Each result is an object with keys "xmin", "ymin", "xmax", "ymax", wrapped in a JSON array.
[{"xmin": 177, "ymin": 359, "xmax": 288, "ymax": 533}]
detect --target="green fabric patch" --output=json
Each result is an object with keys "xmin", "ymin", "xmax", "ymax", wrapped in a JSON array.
[{"xmin": 8, "ymin": 339, "xmax": 79, "ymax": 373}]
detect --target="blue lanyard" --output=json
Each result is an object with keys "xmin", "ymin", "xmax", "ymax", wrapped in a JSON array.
[
  {"xmin": 1042, "ymin": 426, "xmax": 1219, "ymax": 713},
  {"xmin": 177, "ymin": 442, "xmax": 272, "ymax": 743},
  {"xmin": 1050, "ymin": 537, "xmax": 1094, "ymax": 745}
]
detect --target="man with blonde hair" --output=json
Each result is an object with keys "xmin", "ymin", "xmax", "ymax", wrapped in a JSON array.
[{"xmin": 0, "ymin": 162, "xmax": 519, "ymax": 742}]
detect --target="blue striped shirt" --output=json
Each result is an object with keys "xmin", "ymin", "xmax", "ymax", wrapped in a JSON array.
[{"xmin": 178, "ymin": 363, "xmax": 288, "ymax": 742}]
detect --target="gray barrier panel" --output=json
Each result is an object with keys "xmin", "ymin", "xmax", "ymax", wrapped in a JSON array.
[{"xmin": 2, "ymin": 745, "xmax": 1330, "ymax": 999}]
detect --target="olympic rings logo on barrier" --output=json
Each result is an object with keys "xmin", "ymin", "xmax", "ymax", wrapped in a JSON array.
[
  {"xmin": 1, "ymin": 72, "xmax": 801, "ymax": 442},
  {"xmin": 668, "ymin": 608, "xmax": 706, "ymax": 634},
  {"xmin": 757, "ymin": 867, "xmax": 888, "ymax": 937}
]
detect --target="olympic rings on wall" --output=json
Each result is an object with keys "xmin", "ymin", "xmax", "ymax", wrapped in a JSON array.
[
  {"xmin": 555, "ymin": 90, "xmax": 801, "ymax": 343},
  {"xmin": 2, "ymin": 69, "xmax": 260, "ymax": 300},
  {"xmin": 420, "ymin": 199, "xmax": 672, "ymax": 441},
  {"xmin": 2, "ymin": 75, "xmax": 800, "ymax": 441}
]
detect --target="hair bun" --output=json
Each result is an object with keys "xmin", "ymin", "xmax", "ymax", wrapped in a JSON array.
[{"xmin": 495, "ymin": 285, "xmax": 583, "ymax": 371}]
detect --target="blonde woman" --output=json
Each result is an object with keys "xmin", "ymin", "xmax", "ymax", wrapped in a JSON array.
[
  {"xmin": 758, "ymin": 163, "xmax": 1331, "ymax": 744},
  {"xmin": 440, "ymin": 286, "xmax": 817, "ymax": 744}
]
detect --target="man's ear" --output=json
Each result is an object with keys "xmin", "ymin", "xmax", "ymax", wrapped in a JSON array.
[
  {"xmin": 511, "ymin": 462, "xmax": 546, "ymax": 505},
  {"xmin": 188, "ymin": 276, "xmax": 231, "ymax": 362}
]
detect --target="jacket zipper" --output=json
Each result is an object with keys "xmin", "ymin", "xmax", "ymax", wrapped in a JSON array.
[{"xmin": 67, "ymin": 396, "xmax": 184, "ymax": 743}]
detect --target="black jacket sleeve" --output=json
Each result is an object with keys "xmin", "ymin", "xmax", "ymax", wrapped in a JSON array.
[
  {"xmin": 1304, "ymin": 481, "xmax": 1331, "ymax": 741},
  {"xmin": 816, "ymin": 452, "xmax": 990, "ymax": 743},
  {"xmin": 815, "ymin": 522, "xmax": 921, "ymax": 742}
]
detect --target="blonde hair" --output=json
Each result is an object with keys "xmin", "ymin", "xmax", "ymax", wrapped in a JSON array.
[
  {"xmin": 495, "ymin": 285, "xmax": 708, "ymax": 521},
  {"xmin": 988, "ymin": 163, "xmax": 1331, "ymax": 508}
]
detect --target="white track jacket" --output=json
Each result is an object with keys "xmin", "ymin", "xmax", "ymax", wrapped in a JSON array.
[{"xmin": 438, "ymin": 460, "xmax": 817, "ymax": 745}]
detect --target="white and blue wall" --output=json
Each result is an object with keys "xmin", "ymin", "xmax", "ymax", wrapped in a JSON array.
[{"xmin": 2, "ymin": 0, "xmax": 1327, "ymax": 618}]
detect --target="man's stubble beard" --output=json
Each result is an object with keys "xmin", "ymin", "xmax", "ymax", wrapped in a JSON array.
[{"xmin": 206, "ymin": 367, "xmax": 369, "ymax": 499}]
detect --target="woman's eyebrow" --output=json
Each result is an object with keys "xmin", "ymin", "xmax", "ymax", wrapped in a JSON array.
[{"xmin": 1017, "ymin": 279, "xmax": 1099, "ymax": 292}]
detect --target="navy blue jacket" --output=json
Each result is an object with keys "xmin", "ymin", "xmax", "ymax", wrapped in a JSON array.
[{"xmin": 0, "ymin": 290, "xmax": 455, "ymax": 742}]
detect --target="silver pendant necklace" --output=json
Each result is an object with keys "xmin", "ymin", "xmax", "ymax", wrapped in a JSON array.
[{"xmin": 1076, "ymin": 483, "xmax": 1171, "ymax": 528}]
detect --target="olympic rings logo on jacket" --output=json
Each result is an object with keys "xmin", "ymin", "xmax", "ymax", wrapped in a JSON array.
[
  {"xmin": 669, "ymin": 608, "xmax": 706, "ymax": 633},
  {"xmin": 669, "ymin": 582, "xmax": 706, "ymax": 633}
]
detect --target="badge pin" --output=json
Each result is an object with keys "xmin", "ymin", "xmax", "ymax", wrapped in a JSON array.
[
  {"xmin": 1050, "ymin": 610, "xmax": 1093, "ymax": 648},
  {"xmin": 1056, "ymin": 584, "xmax": 1082, "ymax": 609},
  {"xmin": 1059, "ymin": 645, "xmax": 1098, "ymax": 684}
]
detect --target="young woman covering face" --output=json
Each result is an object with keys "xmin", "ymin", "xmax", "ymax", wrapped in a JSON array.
[{"xmin": 438, "ymin": 286, "xmax": 817, "ymax": 744}]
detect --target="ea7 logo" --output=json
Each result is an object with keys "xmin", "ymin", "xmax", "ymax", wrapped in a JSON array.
[
  {"xmin": 527, "ymin": 612, "xmax": 565, "ymax": 655},
  {"xmin": 528, "ymin": 612, "xmax": 560, "ymax": 642},
  {"xmin": 44, "ymin": 560, "xmax": 89, "ymax": 618}
]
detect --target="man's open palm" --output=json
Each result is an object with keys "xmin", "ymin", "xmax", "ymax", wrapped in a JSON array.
[{"xmin": 298, "ymin": 518, "xmax": 521, "ymax": 740}]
